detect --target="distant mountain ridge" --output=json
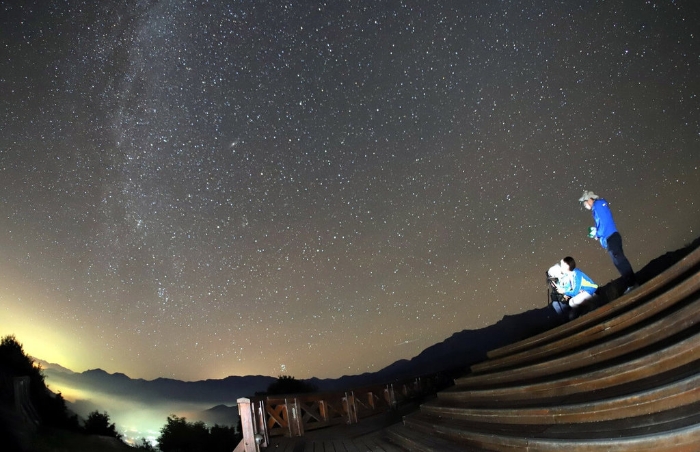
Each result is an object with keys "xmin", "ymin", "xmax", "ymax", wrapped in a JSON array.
[{"xmin": 41, "ymin": 366, "xmax": 277, "ymax": 405}]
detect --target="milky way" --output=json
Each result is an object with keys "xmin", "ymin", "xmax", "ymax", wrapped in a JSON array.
[{"xmin": 1, "ymin": 0, "xmax": 698, "ymax": 381}]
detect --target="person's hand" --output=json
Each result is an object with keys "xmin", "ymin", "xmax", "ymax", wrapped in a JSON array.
[
  {"xmin": 588, "ymin": 226, "xmax": 597, "ymax": 238},
  {"xmin": 556, "ymin": 287, "xmax": 565, "ymax": 294}
]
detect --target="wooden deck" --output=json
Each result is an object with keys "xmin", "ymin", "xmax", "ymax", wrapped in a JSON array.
[
  {"xmin": 269, "ymin": 430, "xmax": 403, "ymax": 452},
  {"xmin": 265, "ymin": 405, "xmax": 416, "ymax": 452}
]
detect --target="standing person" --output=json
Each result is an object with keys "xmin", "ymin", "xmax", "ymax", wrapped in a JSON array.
[
  {"xmin": 557, "ymin": 256, "xmax": 598, "ymax": 308},
  {"xmin": 579, "ymin": 190, "xmax": 638, "ymax": 293}
]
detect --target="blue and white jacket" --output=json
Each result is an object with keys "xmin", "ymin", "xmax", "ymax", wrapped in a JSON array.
[
  {"xmin": 591, "ymin": 198, "xmax": 618, "ymax": 249},
  {"xmin": 559, "ymin": 268, "xmax": 598, "ymax": 297}
]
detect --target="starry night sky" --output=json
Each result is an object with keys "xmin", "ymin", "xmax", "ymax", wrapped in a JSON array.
[{"xmin": 1, "ymin": 0, "xmax": 698, "ymax": 382}]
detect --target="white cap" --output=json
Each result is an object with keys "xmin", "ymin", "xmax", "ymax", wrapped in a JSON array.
[{"xmin": 578, "ymin": 190, "xmax": 599, "ymax": 203}]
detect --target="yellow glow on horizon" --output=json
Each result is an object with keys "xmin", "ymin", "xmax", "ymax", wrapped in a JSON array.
[
  {"xmin": 46, "ymin": 382, "xmax": 89, "ymax": 403},
  {"xmin": 0, "ymin": 283, "xmax": 88, "ymax": 373},
  {"xmin": 2, "ymin": 318, "xmax": 71, "ymax": 365}
]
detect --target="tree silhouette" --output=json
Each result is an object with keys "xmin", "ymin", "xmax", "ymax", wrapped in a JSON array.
[
  {"xmin": 157, "ymin": 415, "xmax": 210, "ymax": 452},
  {"xmin": 265, "ymin": 375, "xmax": 317, "ymax": 395},
  {"xmin": 208, "ymin": 424, "xmax": 240, "ymax": 452},
  {"xmin": 157, "ymin": 415, "xmax": 240, "ymax": 452},
  {"xmin": 133, "ymin": 437, "xmax": 158, "ymax": 451},
  {"xmin": 83, "ymin": 410, "xmax": 121, "ymax": 438}
]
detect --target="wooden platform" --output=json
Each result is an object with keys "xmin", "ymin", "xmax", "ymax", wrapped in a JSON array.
[
  {"xmin": 267, "ymin": 409, "xmax": 409, "ymax": 452},
  {"xmin": 269, "ymin": 430, "xmax": 403, "ymax": 452}
]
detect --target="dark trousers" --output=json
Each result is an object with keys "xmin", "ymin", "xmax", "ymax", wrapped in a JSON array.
[{"xmin": 606, "ymin": 232, "xmax": 636, "ymax": 286}]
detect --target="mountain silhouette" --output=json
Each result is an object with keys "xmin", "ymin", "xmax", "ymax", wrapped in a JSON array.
[{"xmin": 42, "ymin": 367, "xmax": 276, "ymax": 405}]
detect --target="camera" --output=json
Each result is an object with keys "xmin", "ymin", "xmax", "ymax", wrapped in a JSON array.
[{"xmin": 546, "ymin": 264, "xmax": 568, "ymax": 312}]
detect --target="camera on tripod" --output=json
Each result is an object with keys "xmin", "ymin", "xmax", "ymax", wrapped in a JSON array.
[{"xmin": 547, "ymin": 264, "xmax": 568, "ymax": 314}]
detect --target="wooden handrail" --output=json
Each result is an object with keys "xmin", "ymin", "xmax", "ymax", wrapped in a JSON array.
[{"xmin": 237, "ymin": 374, "xmax": 442, "ymax": 445}]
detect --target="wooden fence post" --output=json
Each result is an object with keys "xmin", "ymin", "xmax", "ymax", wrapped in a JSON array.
[
  {"xmin": 253, "ymin": 398, "xmax": 269, "ymax": 447},
  {"xmin": 344, "ymin": 392, "xmax": 358, "ymax": 424},
  {"xmin": 319, "ymin": 399, "xmax": 329, "ymax": 422},
  {"xmin": 236, "ymin": 398, "xmax": 260, "ymax": 452},
  {"xmin": 286, "ymin": 397, "xmax": 304, "ymax": 437},
  {"xmin": 385, "ymin": 384, "xmax": 397, "ymax": 409},
  {"xmin": 367, "ymin": 391, "xmax": 375, "ymax": 409}
]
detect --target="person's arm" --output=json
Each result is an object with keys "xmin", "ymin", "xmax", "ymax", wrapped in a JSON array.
[
  {"xmin": 593, "ymin": 207, "xmax": 603, "ymax": 239},
  {"xmin": 571, "ymin": 271, "xmax": 583, "ymax": 294}
]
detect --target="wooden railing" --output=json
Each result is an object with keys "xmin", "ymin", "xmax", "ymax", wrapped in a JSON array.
[{"xmin": 234, "ymin": 374, "xmax": 443, "ymax": 452}]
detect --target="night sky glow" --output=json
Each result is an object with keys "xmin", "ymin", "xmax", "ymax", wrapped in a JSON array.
[{"xmin": 1, "ymin": 0, "xmax": 699, "ymax": 382}]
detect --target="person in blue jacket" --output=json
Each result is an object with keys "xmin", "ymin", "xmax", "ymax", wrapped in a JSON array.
[
  {"xmin": 579, "ymin": 190, "xmax": 638, "ymax": 293},
  {"xmin": 556, "ymin": 256, "xmax": 598, "ymax": 308}
]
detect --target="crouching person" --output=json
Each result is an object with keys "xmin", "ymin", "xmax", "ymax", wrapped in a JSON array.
[{"xmin": 557, "ymin": 256, "xmax": 598, "ymax": 309}]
